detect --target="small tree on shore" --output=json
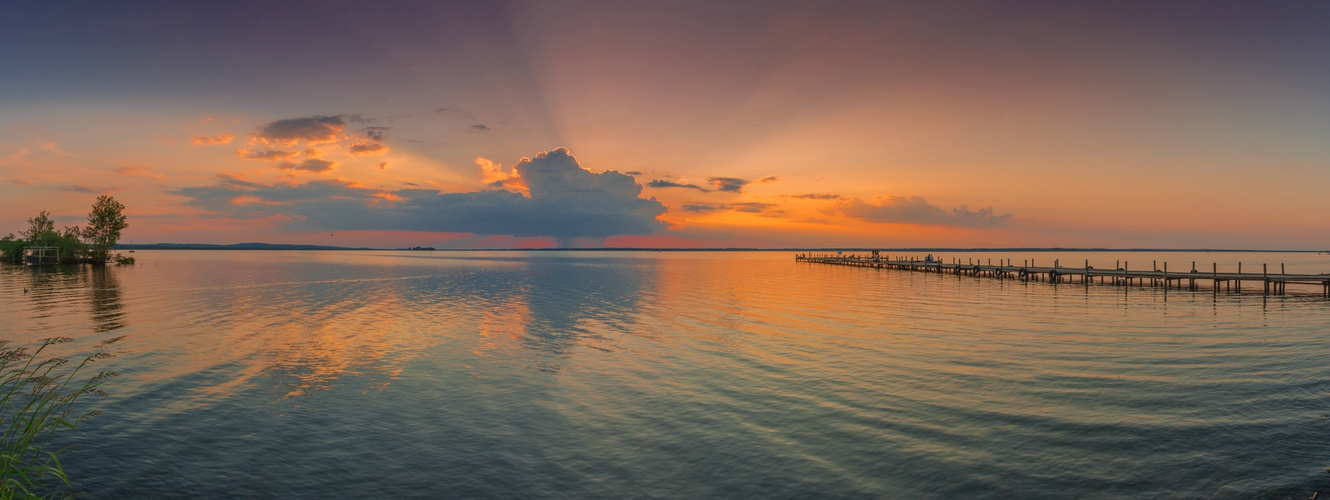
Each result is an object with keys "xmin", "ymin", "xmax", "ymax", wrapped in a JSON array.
[
  {"xmin": 21, "ymin": 211, "xmax": 54, "ymax": 242},
  {"xmin": 84, "ymin": 196, "xmax": 128, "ymax": 263}
]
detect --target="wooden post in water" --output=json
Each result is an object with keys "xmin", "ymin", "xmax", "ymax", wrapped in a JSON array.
[
  {"xmin": 1164, "ymin": 261, "xmax": 1169, "ymax": 289},
  {"xmin": 1264, "ymin": 263, "xmax": 1269, "ymax": 295}
]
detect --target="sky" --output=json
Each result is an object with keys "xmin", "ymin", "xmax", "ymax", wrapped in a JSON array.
[{"xmin": 2, "ymin": 0, "xmax": 1329, "ymax": 249}]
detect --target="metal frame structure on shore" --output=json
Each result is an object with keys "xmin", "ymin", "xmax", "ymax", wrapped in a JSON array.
[{"xmin": 23, "ymin": 246, "xmax": 60, "ymax": 265}]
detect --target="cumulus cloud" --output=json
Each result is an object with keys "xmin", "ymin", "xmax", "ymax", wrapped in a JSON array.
[
  {"xmin": 348, "ymin": 143, "xmax": 389, "ymax": 156},
  {"xmin": 255, "ymin": 115, "xmax": 345, "ymax": 147},
  {"xmin": 708, "ymin": 177, "xmax": 748, "ymax": 192},
  {"xmin": 477, "ymin": 157, "xmax": 523, "ymax": 190},
  {"xmin": 192, "ymin": 134, "xmax": 235, "ymax": 145},
  {"xmin": 833, "ymin": 195, "xmax": 1011, "ymax": 227},
  {"xmin": 648, "ymin": 180, "xmax": 709, "ymax": 192},
  {"xmin": 786, "ymin": 193, "xmax": 844, "ymax": 200},
  {"xmin": 176, "ymin": 147, "xmax": 666, "ymax": 243},
  {"xmin": 278, "ymin": 159, "xmax": 336, "ymax": 173},
  {"xmin": 238, "ymin": 149, "xmax": 299, "ymax": 161}
]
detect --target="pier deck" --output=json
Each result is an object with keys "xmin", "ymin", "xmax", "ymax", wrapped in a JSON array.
[{"xmin": 795, "ymin": 253, "xmax": 1330, "ymax": 297}]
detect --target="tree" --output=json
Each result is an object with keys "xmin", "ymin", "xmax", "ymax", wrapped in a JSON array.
[
  {"xmin": 84, "ymin": 196, "xmax": 128, "ymax": 263},
  {"xmin": 21, "ymin": 210, "xmax": 54, "ymax": 242},
  {"xmin": 0, "ymin": 234, "xmax": 24, "ymax": 263}
]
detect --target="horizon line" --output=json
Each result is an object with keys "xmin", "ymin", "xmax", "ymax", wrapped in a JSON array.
[{"xmin": 114, "ymin": 243, "xmax": 1330, "ymax": 253}]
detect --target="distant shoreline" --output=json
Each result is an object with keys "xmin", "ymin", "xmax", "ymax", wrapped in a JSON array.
[{"xmin": 114, "ymin": 243, "xmax": 1329, "ymax": 253}]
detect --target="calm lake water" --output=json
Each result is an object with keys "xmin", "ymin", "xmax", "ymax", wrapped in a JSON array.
[{"xmin": 3, "ymin": 250, "xmax": 1330, "ymax": 498}]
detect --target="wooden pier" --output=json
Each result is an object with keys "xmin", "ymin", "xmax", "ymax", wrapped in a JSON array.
[{"xmin": 796, "ymin": 252, "xmax": 1330, "ymax": 297}]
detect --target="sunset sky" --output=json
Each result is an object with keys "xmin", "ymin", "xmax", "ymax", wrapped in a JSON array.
[{"xmin": 3, "ymin": 1, "xmax": 1329, "ymax": 249}]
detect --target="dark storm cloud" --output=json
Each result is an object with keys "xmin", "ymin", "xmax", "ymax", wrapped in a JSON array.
[
  {"xmin": 278, "ymin": 159, "xmax": 336, "ymax": 173},
  {"xmin": 648, "ymin": 180, "xmax": 709, "ymax": 191},
  {"xmin": 707, "ymin": 177, "xmax": 748, "ymax": 192},
  {"xmin": 834, "ymin": 195, "xmax": 1010, "ymax": 227},
  {"xmin": 256, "ymin": 115, "xmax": 346, "ymax": 146},
  {"xmin": 175, "ymin": 148, "xmax": 666, "ymax": 238}
]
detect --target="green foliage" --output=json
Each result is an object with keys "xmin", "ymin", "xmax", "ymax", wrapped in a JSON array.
[
  {"xmin": 0, "ymin": 338, "xmax": 114, "ymax": 499},
  {"xmin": 0, "ymin": 236, "xmax": 24, "ymax": 264},
  {"xmin": 19, "ymin": 213, "xmax": 53, "ymax": 243},
  {"xmin": 84, "ymin": 197, "xmax": 127, "ymax": 264},
  {"xmin": 24, "ymin": 232, "xmax": 86, "ymax": 266},
  {"xmin": 112, "ymin": 254, "xmax": 135, "ymax": 266},
  {"xmin": 5, "ymin": 199, "xmax": 127, "ymax": 266}
]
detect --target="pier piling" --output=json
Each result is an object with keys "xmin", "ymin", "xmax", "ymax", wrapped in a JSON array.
[{"xmin": 795, "ymin": 254, "xmax": 1329, "ymax": 298}]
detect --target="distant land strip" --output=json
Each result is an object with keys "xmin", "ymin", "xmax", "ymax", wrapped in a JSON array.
[{"xmin": 113, "ymin": 243, "xmax": 1330, "ymax": 253}]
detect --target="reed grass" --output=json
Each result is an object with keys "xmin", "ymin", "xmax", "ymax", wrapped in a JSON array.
[{"xmin": 0, "ymin": 338, "xmax": 114, "ymax": 499}]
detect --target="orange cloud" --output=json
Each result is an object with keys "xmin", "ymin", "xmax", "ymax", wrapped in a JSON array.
[
  {"xmin": 476, "ymin": 157, "xmax": 525, "ymax": 191},
  {"xmin": 116, "ymin": 164, "xmax": 165, "ymax": 178},
  {"xmin": 348, "ymin": 143, "xmax": 388, "ymax": 156},
  {"xmin": 254, "ymin": 115, "xmax": 345, "ymax": 147},
  {"xmin": 237, "ymin": 149, "xmax": 299, "ymax": 161},
  {"xmin": 833, "ymin": 195, "xmax": 1011, "ymax": 228},
  {"xmin": 278, "ymin": 159, "xmax": 336, "ymax": 173},
  {"xmin": 231, "ymin": 195, "xmax": 287, "ymax": 206},
  {"xmin": 192, "ymin": 134, "xmax": 236, "ymax": 145}
]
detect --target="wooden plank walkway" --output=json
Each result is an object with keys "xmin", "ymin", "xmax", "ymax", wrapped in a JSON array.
[{"xmin": 795, "ymin": 252, "xmax": 1330, "ymax": 297}]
